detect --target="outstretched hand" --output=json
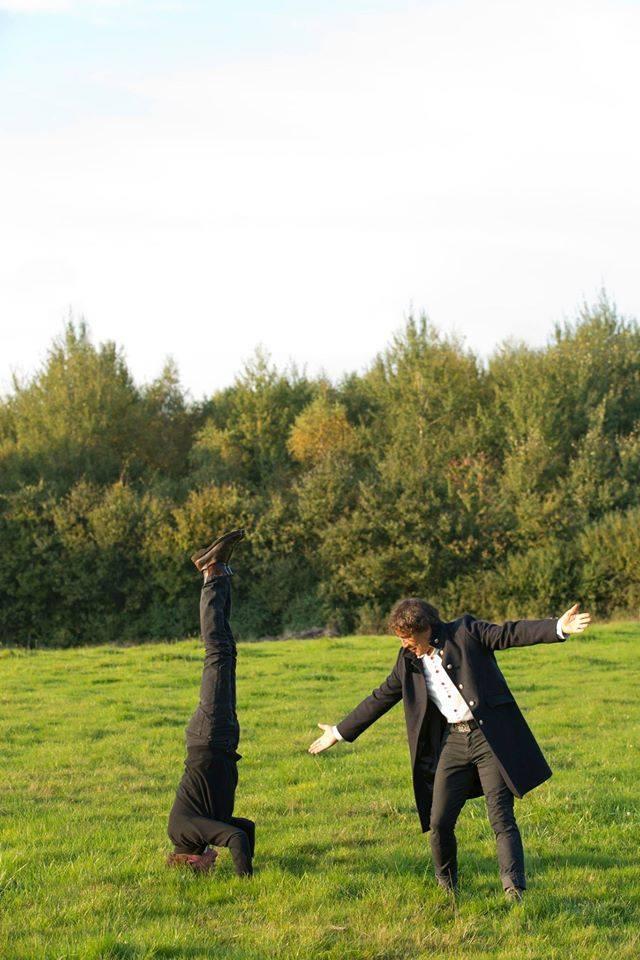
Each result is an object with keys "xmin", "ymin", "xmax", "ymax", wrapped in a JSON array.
[
  {"xmin": 308, "ymin": 723, "xmax": 338, "ymax": 755},
  {"xmin": 558, "ymin": 603, "xmax": 592, "ymax": 636}
]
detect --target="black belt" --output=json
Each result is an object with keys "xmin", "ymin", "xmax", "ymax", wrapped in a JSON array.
[{"xmin": 449, "ymin": 719, "xmax": 478, "ymax": 732}]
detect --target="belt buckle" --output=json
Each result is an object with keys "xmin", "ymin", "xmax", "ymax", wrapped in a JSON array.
[{"xmin": 454, "ymin": 720, "xmax": 471, "ymax": 732}]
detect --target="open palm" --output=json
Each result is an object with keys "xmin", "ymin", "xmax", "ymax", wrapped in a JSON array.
[
  {"xmin": 308, "ymin": 723, "xmax": 338, "ymax": 754},
  {"xmin": 558, "ymin": 603, "xmax": 592, "ymax": 635}
]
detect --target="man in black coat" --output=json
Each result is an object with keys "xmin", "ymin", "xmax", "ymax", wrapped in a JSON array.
[{"xmin": 309, "ymin": 598, "xmax": 591, "ymax": 899}]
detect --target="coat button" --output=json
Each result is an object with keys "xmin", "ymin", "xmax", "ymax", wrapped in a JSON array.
[
  {"xmin": 479, "ymin": 719, "xmax": 484, "ymax": 726},
  {"xmin": 469, "ymin": 700, "xmax": 475, "ymax": 706},
  {"xmin": 458, "ymin": 683, "xmax": 463, "ymax": 689},
  {"xmin": 447, "ymin": 664, "xmax": 453, "ymax": 670}
]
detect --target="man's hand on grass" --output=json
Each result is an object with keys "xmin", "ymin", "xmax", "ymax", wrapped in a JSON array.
[
  {"xmin": 308, "ymin": 723, "xmax": 338, "ymax": 754},
  {"xmin": 558, "ymin": 603, "xmax": 592, "ymax": 636}
]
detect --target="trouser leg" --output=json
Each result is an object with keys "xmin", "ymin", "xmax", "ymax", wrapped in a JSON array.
[
  {"xmin": 201, "ymin": 817, "xmax": 253, "ymax": 877},
  {"xmin": 429, "ymin": 730, "xmax": 476, "ymax": 888},
  {"xmin": 470, "ymin": 729, "xmax": 526, "ymax": 890},
  {"xmin": 168, "ymin": 799, "xmax": 207, "ymax": 855},
  {"xmin": 229, "ymin": 816, "xmax": 255, "ymax": 859},
  {"xmin": 186, "ymin": 575, "xmax": 239, "ymax": 751}
]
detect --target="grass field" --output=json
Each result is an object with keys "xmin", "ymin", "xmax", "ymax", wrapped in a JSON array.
[{"xmin": 1, "ymin": 622, "xmax": 639, "ymax": 960}]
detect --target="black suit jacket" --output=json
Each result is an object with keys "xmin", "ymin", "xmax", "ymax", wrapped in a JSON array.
[{"xmin": 336, "ymin": 614, "xmax": 564, "ymax": 832}]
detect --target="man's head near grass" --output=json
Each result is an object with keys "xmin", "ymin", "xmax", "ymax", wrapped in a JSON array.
[{"xmin": 388, "ymin": 598, "xmax": 440, "ymax": 658}]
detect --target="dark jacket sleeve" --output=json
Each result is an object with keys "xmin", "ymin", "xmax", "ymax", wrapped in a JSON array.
[
  {"xmin": 464, "ymin": 614, "xmax": 566, "ymax": 652},
  {"xmin": 336, "ymin": 652, "xmax": 403, "ymax": 742}
]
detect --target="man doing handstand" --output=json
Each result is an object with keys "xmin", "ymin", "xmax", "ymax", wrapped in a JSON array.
[{"xmin": 167, "ymin": 528, "xmax": 255, "ymax": 876}]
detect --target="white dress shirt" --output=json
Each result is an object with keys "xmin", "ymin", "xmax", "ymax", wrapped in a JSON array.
[
  {"xmin": 419, "ymin": 649, "xmax": 472, "ymax": 722},
  {"xmin": 332, "ymin": 619, "xmax": 567, "ymax": 740}
]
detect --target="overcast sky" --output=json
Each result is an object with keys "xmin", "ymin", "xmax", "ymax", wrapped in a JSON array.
[{"xmin": 1, "ymin": 0, "xmax": 638, "ymax": 398}]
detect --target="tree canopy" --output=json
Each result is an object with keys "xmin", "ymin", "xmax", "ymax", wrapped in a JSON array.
[{"xmin": 1, "ymin": 297, "xmax": 638, "ymax": 647}]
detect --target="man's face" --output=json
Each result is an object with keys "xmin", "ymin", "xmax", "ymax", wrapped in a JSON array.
[{"xmin": 396, "ymin": 627, "xmax": 433, "ymax": 658}]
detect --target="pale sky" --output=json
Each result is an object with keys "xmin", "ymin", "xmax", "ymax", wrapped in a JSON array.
[{"xmin": 1, "ymin": 0, "xmax": 638, "ymax": 398}]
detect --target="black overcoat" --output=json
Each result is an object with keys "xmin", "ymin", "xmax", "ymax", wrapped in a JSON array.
[{"xmin": 336, "ymin": 614, "xmax": 564, "ymax": 832}]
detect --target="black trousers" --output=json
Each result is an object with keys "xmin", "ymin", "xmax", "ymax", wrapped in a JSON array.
[
  {"xmin": 428, "ymin": 725, "xmax": 526, "ymax": 890},
  {"xmin": 185, "ymin": 574, "xmax": 239, "ymax": 752},
  {"xmin": 168, "ymin": 575, "xmax": 254, "ymax": 875}
]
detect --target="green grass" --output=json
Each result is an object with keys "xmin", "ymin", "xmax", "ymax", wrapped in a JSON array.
[{"xmin": 1, "ymin": 623, "xmax": 639, "ymax": 960}]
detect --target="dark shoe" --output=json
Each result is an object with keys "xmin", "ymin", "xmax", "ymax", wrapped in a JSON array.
[
  {"xmin": 191, "ymin": 528, "xmax": 245, "ymax": 571},
  {"xmin": 166, "ymin": 848, "xmax": 218, "ymax": 873},
  {"xmin": 504, "ymin": 886, "xmax": 525, "ymax": 902}
]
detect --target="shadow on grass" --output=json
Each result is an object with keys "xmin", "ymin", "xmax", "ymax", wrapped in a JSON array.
[
  {"xmin": 151, "ymin": 947, "xmax": 245, "ymax": 960},
  {"xmin": 151, "ymin": 949, "xmax": 204, "ymax": 960},
  {"xmin": 461, "ymin": 848, "xmax": 637, "ymax": 903},
  {"xmin": 273, "ymin": 838, "xmax": 431, "ymax": 878},
  {"xmin": 78, "ymin": 939, "xmax": 236, "ymax": 960},
  {"xmin": 270, "ymin": 838, "xmax": 639, "ymax": 895},
  {"xmin": 530, "ymin": 849, "xmax": 637, "ymax": 873},
  {"xmin": 535, "ymin": 894, "xmax": 638, "ymax": 925}
]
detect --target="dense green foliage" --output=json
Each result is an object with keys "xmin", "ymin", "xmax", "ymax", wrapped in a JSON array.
[
  {"xmin": 1, "ymin": 624, "xmax": 638, "ymax": 958},
  {"xmin": 1, "ymin": 298, "xmax": 639, "ymax": 646}
]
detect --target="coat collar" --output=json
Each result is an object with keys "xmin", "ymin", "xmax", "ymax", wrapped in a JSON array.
[{"xmin": 430, "ymin": 620, "xmax": 448, "ymax": 648}]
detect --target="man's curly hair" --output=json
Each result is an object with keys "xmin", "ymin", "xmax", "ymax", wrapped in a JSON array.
[{"xmin": 387, "ymin": 597, "xmax": 440, "ymax": 636}]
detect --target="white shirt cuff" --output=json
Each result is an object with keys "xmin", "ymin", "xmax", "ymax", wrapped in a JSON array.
[
  {"xmin": 332, "ymin": 725, "xmax": 343, "ymax": 741},
  {"xmin": 556, "ymin": 619, "xmax": 566, "ymax": 639}
]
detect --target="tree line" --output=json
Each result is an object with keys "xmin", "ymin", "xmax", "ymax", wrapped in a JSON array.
[{"xmin": 1, "ymin": 296, "xmax": 639, "ymax": 647}]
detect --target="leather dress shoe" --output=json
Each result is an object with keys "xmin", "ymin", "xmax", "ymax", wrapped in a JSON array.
[{"xmin": 191, "ymin": 528, "xmax": 245, "ymax": 571}]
